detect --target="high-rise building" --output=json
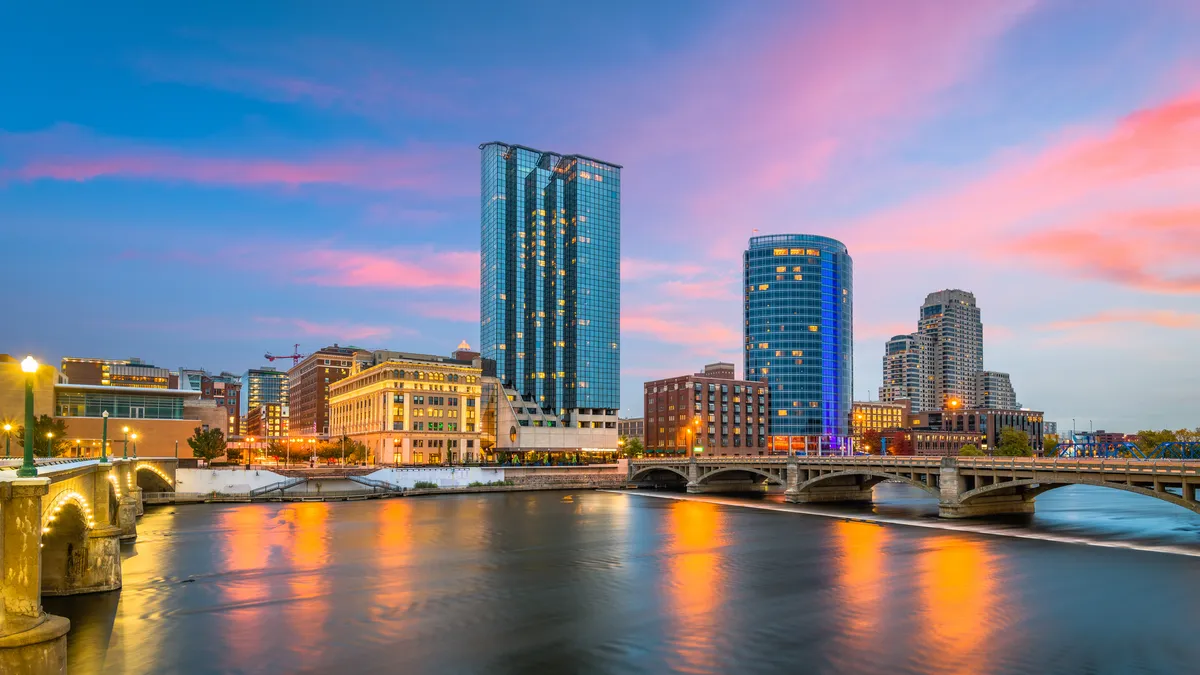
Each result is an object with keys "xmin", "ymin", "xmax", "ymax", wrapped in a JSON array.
[
  {"xmin": 241, "ymin": 367, "xmax": 289, "ymax": 438},
  {"xmin": 643, "ymin": 363, "xmax": 770, "ymax": 457},
  {"xmin": 975, "ymin": 370, "xmax": 1016, "ymax": 410},
  {"xmin": 879, "ymin": 333, "xmax": 934, "ymax": 412},
  {"xmin": 288, "ymin": 344, "xmax": 366, "ymax": 437},
  {"xmin": 744, "ymin": 234, "xmax": 853, "ymax": 454},
  {"xmin": 919, "ymin": 290, "xmax": 984, "ymax": 408},
  {"xmin": 61, "ymin": 357, "xmax": 171, "ymax": 389},
  {"xmin": 479, "ymin": 141, "xmax": 621, "ymax": 447}
]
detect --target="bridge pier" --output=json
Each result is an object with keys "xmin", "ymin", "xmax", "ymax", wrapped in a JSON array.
[
  {"xmin": 938, "ymin": 457, "xmax": 1035, "ymax": 518},
  {"xmin": 114, "ymin": 460, "xmax": 138, "ymax": 543},
  {"xmin": 0, "ymin": 478, "xmax": 70, "ymax": 673},
  {"xmin": 785, "ymin": 474, "xmax": 875, "ymax": 504}
]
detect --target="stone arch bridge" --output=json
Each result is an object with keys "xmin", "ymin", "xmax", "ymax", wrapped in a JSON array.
[
  {"xmin": 628, "ymin": 455, "xmax": 1200, "ymax": 518},
  {"xmin": 0, "ymin": 457, "xmax": 176, "ymax": 667}
]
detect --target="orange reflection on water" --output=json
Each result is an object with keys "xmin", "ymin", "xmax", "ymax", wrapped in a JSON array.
[
  {"xmin": 285, "ymin": 502, "xmax": 332, "ymax": 657},
  {"xmin": 917, "ymin": 535, "xmax": 1000, "ymax": 675},
  {"xmin": 833, "ymin": 521, "xmax": 890, "ymax": 638},
  {"xmin": 217, "ymin": 506, "xmax": 275, "ymax": 667},
  {"xmin": 373, "ymin": 499, "xmax": 416, "ymax": 635},
  {"xmin": 664, "ymin": 500, "xmax": 726, "ymax": 675}
]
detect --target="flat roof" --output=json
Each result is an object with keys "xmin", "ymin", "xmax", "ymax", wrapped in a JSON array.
[{"xmin": 54, "ymin": 383, "xmax": 202, "ymax": 397}]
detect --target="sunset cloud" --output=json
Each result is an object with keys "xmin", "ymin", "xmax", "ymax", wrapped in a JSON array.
[
  {"xmin": 253, "ymin": 316, "xmax": 397, "ymax": 342},
  {"xmin": 1039, "ymin": 310, "xmax": 1200, "ymax": 332},
  {"xmin": 285, "ymin": 248, "xmax": 479, "ymax": 290}
]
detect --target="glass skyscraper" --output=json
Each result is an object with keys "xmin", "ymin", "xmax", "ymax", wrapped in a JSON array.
[
  {"xmin": 744, "ymin": 234, "xmax": 853, "ymax": 453},
  {"xmin": 480, "ymin": 142, "xmax": 621, "ymax": 425}
]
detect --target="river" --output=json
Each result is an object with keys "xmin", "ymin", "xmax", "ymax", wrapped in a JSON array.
[{"xmin": 45, "ymin": 485, "xmax": 1200, "ymax": 675}]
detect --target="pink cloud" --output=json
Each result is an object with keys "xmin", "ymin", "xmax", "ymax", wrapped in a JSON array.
[
  {"xmin": 254, "ymin": 317, "xmax": 397, "ymax": 342},
  {"xmin": 1039, "ymin": 310, "xmax": 1200, "ymax": 332},
  {"xmin": 621, "ymin": 258, "xmax": 706, "ymax": 282},
  {"xmin": 284, "ymin": 249, "xmax": 479, "ymax": 290},
  {"xmin": 406, "ymin": 302, "xmax": 480, "ymax": 323},
  {"xmin": 0, "ymin": 125, "xmax": 470, "ymax": 194},
  {"xmin": 845, "ymin": 86, "xmax": 1200, "ymax": 294},
  {"xmin": 622, "ymin": 310, "xmax": 741, "ymax": 352}
]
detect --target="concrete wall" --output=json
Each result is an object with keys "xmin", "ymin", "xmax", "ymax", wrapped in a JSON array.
[
  {"xmin": 368, "ymin": 466, "xmax": 506, "ymax": 488},
  {"xmin": 175, "ymin": 467, "xmax": 288, "ymax": 494}
]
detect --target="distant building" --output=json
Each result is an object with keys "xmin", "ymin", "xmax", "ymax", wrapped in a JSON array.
[
  {"xmin": 288, "ymin": 344, "xmax": 367, "ymax": 438},
  {"xmin": 241, "ymin": 368, "xmax": 289, "ymax": 438},
  {"xmin": 644, "ymin": 363, "xmax": 771, "ymax": 457},
  {"xmin": 744, "ymin": 234, "xmax": 853, "ymax": 454},
  {"xmin": 61, "ymin": 357, "xmax": 171, "ymax": 389},
  {"xmin": 919, "ymin": 290, "xmax": 984, "ymax": 408},
  {"xmin": 479, "ymin": 141, "xmax": 621, "ymax": 452},
  {"xmin": 617, "ymin": 417, "xmax": 644, "ymax": 442},
  {"xmin": 329, "ymin": 351, "xmax": 483, "ymax": 464},
  {"xmin": 201, "ymin": 372, "xmax": 242, "ymax": 437},
  {"xmin": 911, "ymin": 407, "xmax": 1044, "ymax": 455},
  {"xmin": 976, "ymin": 370, "xmax": 1017, "ymax": 410},
  {"xmin": 179, "ymin": 368, "xmax": 206, "ymax": 391},
  {"xmin": 1044, "ymin": 421, "xmax": 1058, "ymax": 437},
  {"xmin": 850, "ymin": 400, "xmax": 909, "ymax": 450},
  {"xmin": 879, "ymin": 333, "xmax": 934, "ymax": 412}
]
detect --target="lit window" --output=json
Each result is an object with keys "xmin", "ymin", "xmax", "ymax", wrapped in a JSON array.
[{"xmin": 808, "ymin": 326, "xmax": 818, "ymax": 332}]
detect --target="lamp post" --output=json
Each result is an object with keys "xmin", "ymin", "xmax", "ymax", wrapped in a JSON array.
[
  {"xmin": 19, "ymin": 355, "xmax": 39, "ymax": 477},
  {"xmin": 3, "ymin": 423, "xmax": 11, "ymax": 458},
  {"xmin": 131, "ymin": 432, "xmax": 138, "ymax": 459},
  {"xmin": 101, "ymin": 411, "xmax": 109, "ymax": 463},
  {"xmin": 45, "ymin": 431, "xmax": 54, "ymax": 458},
  {"xmin": 122, "ymin": 426, "xmax": 130, "ymax": 459}
]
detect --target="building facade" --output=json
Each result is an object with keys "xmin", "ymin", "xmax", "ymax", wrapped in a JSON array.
[
  {"xmin": 61, "ymin": 357, "xmax": 171, "ymax": 389},
  {"xmin": 617, "ymin": 417, "xmax": 644, "ymax": 442},
  {"xmin": 850, "ymin": 400, "xmax": 909, "ymax": 449},
  {"xmin": 288, "ymin": 344, "xmax": 365, "ymax": 437},
  {"xmin": 200, "ymin": 372, "xmax": 241, "ymax": 437},
  {"xmin": 879, "ymin": 333, "xmax": 934, "ymax": 412},
  {"xmin": 644, "ymin": 364, "xmax": 770, "ymax": 457},
  {"xmin": 479, "ymin": 141, "xmax": 621, "ymax": 445},
  {"xmin": 744, "ymin": 234, "xmax": 853, "ymax": 454},
  {"xmin": 975, "ymin": 370, "xmax": 1017, "ymax": 410},
  {"xmin": 241, "ymin": 368, "xmax": 289, "ymax": 439},
  {"xmin": 329, "ymin": 352, "xmax": 483, "ymax": 464},
  {"xmin": 912, "ymin": 407, "xmax": 1044, "ymax": 454},
  {"xmin": 919, "ymin": 290, "xmax": 984, "ymax": 408}
]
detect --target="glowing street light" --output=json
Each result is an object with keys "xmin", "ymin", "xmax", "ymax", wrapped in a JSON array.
[
  {"xmin": 131, "ymin": 432, "xmax": 138, "ymax": 459},
  {"xmin": 100, "ymin": 411, "xmax": 110, "ymax": 463},
  {"xmin": 18, "ymin": 356, "xmax": 39, "ymax": 477},
  {"xmin": 3, "ymin": 423, "xmax": 11, "ymax": 458},
  {"xmin": 45, "ymin": 431, "xmax": 54, "ymax": 457},
  {"xmin": 122, "ymin": 426, "xmax": 130, "ymax": 459}
]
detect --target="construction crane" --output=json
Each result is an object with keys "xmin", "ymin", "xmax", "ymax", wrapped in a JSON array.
[{"xmin": 264, "ymin": 343, "xmax": 305, "ymax": 366}]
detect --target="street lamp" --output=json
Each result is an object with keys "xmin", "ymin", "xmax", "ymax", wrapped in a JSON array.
[
  {"xmin": 45, "ymin": 431, "xmax": 54, "ymax": 458},
  {"xmin": 122, "ymin": 426, "xmax": 130, "ymax": 459},
  {"xmin": 101, "ymin": 411, "xmax": 109, "ymax": 463},
  {"xmin": 3, "ymin": 423, "xmax": 11, "ymax": 458},
  {"xmin": 131, "ymin": 432, "xmax": 138, "ymax": 459},
  {"xmin": 18, "ymin": 356, "xmax": 39, "ymax": 477}
]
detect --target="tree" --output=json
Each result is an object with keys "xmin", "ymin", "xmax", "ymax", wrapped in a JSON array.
[
  {"xmin": 888, "ymin": 431, "xmax": 912, "ymax": 456},
  {"xmin": 994, "ymin": 428, "xmax": 1032, "ymax": 457},
  {"xmin": 266, "ymin": 440, "xmax": 287, "ymax": 462},
  {"xmin": 1043, "ymin": 436, "xmax": 1059, "ymax": 457},
  {"xmin": 187, "ymin": 427, "xmax": 226, "ymax": 463},
  {"xmin": 1135, "ymin": 429, "xmax": 1177, "ymax": 458},
  {"xmin": 620, "ymin": 436, "xmax": 644, "ymax": 458},
  {"xmin": 958, "ymin": 444, "xmax": 985, "ymax": 457},
  {"xmin": 861, "ymin": 430, "xmax": 882, "ymax": 455},
  {"xmin": 17, "ymin": 415, "xmax": 70, "ymax": 457}
]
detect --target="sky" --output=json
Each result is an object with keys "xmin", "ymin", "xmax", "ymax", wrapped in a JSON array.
[{"xmin": 2, "ymin": 1, "xmax": 1199, "ymax": 431}]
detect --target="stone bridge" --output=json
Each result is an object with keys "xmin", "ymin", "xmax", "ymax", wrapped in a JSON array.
[
  {"xmin": 628, "ymin": 455, "xmax": 1200, "ymax": 518},
  {"xmin": 0, "ymin": 457, "xmax": 177, "ymax": 669}
]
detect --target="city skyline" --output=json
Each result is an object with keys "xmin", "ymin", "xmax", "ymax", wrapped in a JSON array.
[{"xmin": 3, "ymin": 2, "xmax": 1200, "ymax": 431}]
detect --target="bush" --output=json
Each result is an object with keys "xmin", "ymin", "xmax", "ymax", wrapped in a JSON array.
[
  {"xmin": 958, "ymin": 444, "xmax": 985, "ymax": 457},
  {"xmin": 468, "ymin": 481, "xmax": 485, "ymax": 487},
  {"xmin": 412, "ymin": 480, "xmax": 438, "ymax": 489}
]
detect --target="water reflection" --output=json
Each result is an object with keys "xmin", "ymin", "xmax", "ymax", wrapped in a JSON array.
[
  {"xmin": 916, "ymin": 536, "xmax": 1003, "ymax": 675},
  {"xmin": 834, "ymin": 521, "xmax": 890, "ymax": 636},
  {"xmin": 217, "ymin": 505, "xmax": 275, "ymax": 669},
  {"xmin": 663, "ymin": 500, "xmax": 726, "ymax": 674},
  {"xmin": 284, "ymin": 502, "xmax": 331, "ymax": 659}
]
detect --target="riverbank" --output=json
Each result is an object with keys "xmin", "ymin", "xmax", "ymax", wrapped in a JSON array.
[{"xmin": 608, "ymin": 487, "xmax": 1200, "ymax": 558}]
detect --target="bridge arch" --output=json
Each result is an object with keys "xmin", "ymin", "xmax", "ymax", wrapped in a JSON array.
[
  {"xmin": 958, "ymin": 478, "xmax": 1200, "ymax": 515},
  {"xmin": 629, "ymin": 465, "xmax": 690, "ymax": 484},
  {"xmin": 697, "ymin": 466, "xmax": 785, "ymax": 486},
  {"xmin": 795, "ymin": 470, "xmax": 941, "ymax": 499},
  {"xmin": 136, "ymin": 463, "xmax": 175, "ymax": 493},
  {"xmin": 40, "ymin": 490, "xmax": 97, "ymax": 595}
]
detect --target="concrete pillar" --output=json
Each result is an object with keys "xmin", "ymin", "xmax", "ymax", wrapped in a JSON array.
[
  {"xmin": 937, "ymin": 456, "xmax": 1035, "ymax": 518},
  {"xmin": 685, "ymin": 458, "xmax": 700, "ymax": 493},
  {"xmin": 113, "ymin": 460, "xmax": 138, "ymax": 542},
  {"xmin": 93, "ymin": 463, "xmax": 114, "ymax": 528},
  {"xmin": 0, "ymin": 478, "xmax": 70, "ymax": 672},
  {"xmin": 784, "ymin": 457, "xmax": 800, "ymax": 502}
]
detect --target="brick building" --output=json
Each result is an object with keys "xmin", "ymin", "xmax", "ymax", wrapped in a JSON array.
[
  {"xmin": 288, "ymin": 345, "xmax": 366, "ymax": 437},
  {"xmin": 644, "ymin": 363, "xmax": 770, "ymax": 457}
]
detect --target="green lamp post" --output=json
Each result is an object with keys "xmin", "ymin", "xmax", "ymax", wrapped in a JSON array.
[
  {"xmin": 122, "ymin": 426, "xmax": 129, "ymax": 459},
  {"xmin": 131, "ymin": 432, "xmax": 138, "ymax": 459},
  {"xmin": 3, "ymin": 423, "xmax": 11, "ymax": 458},
  {"xmin": 101, "ymin": 411, "xmax": 109, "ymax": 463},
  {"xmin": 18, "ymin": 356, "xmax": 39, "ymax": 477}
]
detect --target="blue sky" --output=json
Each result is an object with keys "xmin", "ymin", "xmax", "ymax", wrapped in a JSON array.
[{"xmin": 3, "ymin": 1, "xmax": 1199, "ymax": 430}]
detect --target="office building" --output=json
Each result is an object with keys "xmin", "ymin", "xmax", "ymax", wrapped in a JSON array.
[
  {"xmin": 241, "ymin": 367, "xmax": 289, "ymax": 439},
  {"xmin": 975, "ymin": 370, "xmax": 1017, "ymax": 410},
  {"xmin": 850, "ymin": 400, "xmax": 909, "ymax": 447},
  {"xmin": 479, "ymin": 141, "xmax": 621, "ymax": 451},
  {"xmin": 744, "ymin": 234, "xmax": 853, "ymax": 454},
  {"xmin": 644, "ymin": 363, "xmax": 770, "ymax": 457},
  {"xmin": 288, "ymin": 344, "xmax": 367, "ymax": 437},
  {"xmin": 329, "ymin": 351, "xmax": 483, "ymax": 464},
  {"xmin": 61, "ymin": 357, "xmax": 171, "ymax": 389},
  {"xmin": 200, "ymin": 372, "xmax": 242, "ymax": 437},
  {"xmin": 911, "ymin": 407, "xmax": 1044, "ymax": 454},
  {"xmin": 879, "ymin": 333, "xmax": 934, "ymax": 412},
  {"xmin": 617, "ymin": 417, "xmax": 644, "ymax": 442}
]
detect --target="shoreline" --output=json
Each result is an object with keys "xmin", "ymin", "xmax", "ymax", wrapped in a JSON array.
[
  {"xmin": 149, "ymin": 481, "xmax": 629, "ymax": 504},
  {"xmin": 604, "ymin": 489, "xmax": 1200, "ymax": 559}
]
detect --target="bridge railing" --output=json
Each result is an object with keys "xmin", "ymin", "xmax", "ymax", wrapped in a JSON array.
[{"xmin": 956, "ymin": 456, "xmax": 1200, "ymax": 475}]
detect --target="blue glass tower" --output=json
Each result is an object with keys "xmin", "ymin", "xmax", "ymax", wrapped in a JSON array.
[
  {"xmin": 744, "ymin": 234, "xmax": 853, "ymax": 454},
  {"xmin": 480, "ymin": 142, "xmax": 621, "ymax": 421}
]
